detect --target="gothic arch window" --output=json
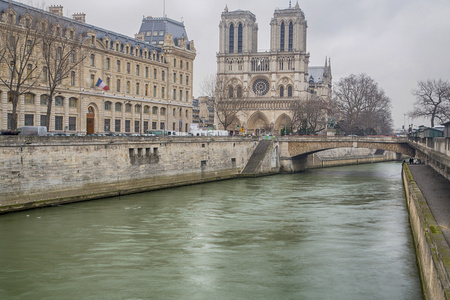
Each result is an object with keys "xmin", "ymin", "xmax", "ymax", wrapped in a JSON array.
[
  {"xmin": 280, "ymin": 21, "xmax": 285, "ymax": 52},
  {"xmin": 288, "ymin": 22, "xmax": 293, "ymax": 51},
  {"xmin": 229, "ymin": 23, "xmax": 234, "ymax": 53},
  {"xmin": 287, "ymin": 85, "xmax": 293, "ymax": 97},
  {"xmin": 238, "ymin": 23, "xmax": 243, "ymax": 53},
  {"xmin": 237, "ymin": 86, "xmax": 242, "ymax": 98},
  {"xmin": 228, "ymin": 86, "xmax": 234, "ymax": 98},
  {"xmin": 280, "ymin": 86, "xmax": 284, "ymax": 97}
]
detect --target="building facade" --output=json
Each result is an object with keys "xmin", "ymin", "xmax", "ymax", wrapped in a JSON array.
[
  {"xmin": 0, "ymin": 1, "xmax": 196, "ymax": 134},
  {"xmin": 216, "ymin": 2, "xmax": 331, "ymax": 134}
]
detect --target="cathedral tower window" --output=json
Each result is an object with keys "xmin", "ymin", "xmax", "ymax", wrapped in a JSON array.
[
  {"xmin": 237, "ymin": 86, "xmax": 242, "ymax": 98},
  {"xmin": 228, "ymin": 86, "xmax": 234, "ymax": 98},
  {"xmin": 280, "ymin": 86, "xmax": 284, "ymax": 97},
  {"xmin": 238, "ymin": 24, "xmax": 243, "ymax": 53},
  {"xmin": 280, "ymin": 21, "xmax": 285, "ymax": 52},
  {"xmin": 288, "ymin": 22, "xmax": 293, "ymax": 51},
  {"xmin": 229, "ymin": 23, "xmax": 234, "ymax": 53},
  {"xmin": 288, "ymin": 85, "xmax": 293, "ymax": 97}
]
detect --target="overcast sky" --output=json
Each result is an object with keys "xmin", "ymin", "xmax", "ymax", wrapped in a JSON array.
[{"xmin": 16, "ymin": 0, "xmax": 450, "ymax": 129}]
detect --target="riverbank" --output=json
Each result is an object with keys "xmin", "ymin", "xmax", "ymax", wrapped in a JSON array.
[{"xmin": 402, "ymin": 163, "xmax": 450, "ymax": 300}]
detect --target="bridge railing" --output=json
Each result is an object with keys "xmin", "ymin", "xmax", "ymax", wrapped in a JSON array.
[{"xmin": 276, "ymin": 135, "xmax": 408, "ymax": 143}]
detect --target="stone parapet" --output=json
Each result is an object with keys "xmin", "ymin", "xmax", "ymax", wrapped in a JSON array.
[{"xmin": 402, "ymin": 163, "xmax": 450, "ymax": 300}]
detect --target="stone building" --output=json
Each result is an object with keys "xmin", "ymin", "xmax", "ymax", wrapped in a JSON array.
[
  {"xmin": 0, "ymin": 0, "xmax": 195, "ymax": 134},
  {"xmin": 216, "ymin": 1, "xmax": 331, "ymax": 135},
  {"xmin": 192, "ymin": 96, "xmax": 214, "ymax": 128}
]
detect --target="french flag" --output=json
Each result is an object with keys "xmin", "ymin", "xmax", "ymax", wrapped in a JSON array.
[{"xmin": 95, "ymin": 78, "xmax": 109, "ymax": 91}]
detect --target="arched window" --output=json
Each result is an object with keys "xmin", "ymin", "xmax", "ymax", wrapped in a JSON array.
[
  {"xmin": 105, "ymin": 101, "xmax": 112, "ymax": 111},
  {"xmin": 288, "ymin": 22, "xmax": 293, "ymax": 51},
  {"xmin": 287, "ymin": 85, "xmax": 293, "ymax": 97},
  {"xmin": 70, "ymin": 71, "xmax": 75, "ymax": 86},
  {"xmin": 40, "ymin": 94, "xmax": 49, "ymax": 106},
  {"xmin": 229, "ymin": 23, "xmax": 234, "ymax": 53},
  {"xmin": 69, "ymin": 97, "xmax": 78, "ymax": 108},
  {"xmin": 237, "ymin": 86, "xmax": 242, "ymax": 98},
  {"xmin": 126, "ymin": 81, "xmax": 130, "ymax": 94},
  {"xmin": 280, "ymin": 86, "xmax": 284, "ymax": 97},
  {"xmin": 125, "ymin": 103, "xmax": 132, "ymax": 112},
  {"xmin": 115, "ymin": 102, "xmax": 122, "ymax": 112},
  {"xmin": 116, "ymin": 79, "xmax": 121, "ymax": 92},
  {"xmin": 136, "ymin": 82, "xmax": 140, "ymax": 95},
  {"xmin": 228, "ymin": 86, "xmax": 234, "ymax": 98},
  {"xmin": 161, "ymin": 107, "xmax": 166, "ymax": 115},
  {"xmin": 152, "ymin": 106, "xmax": 158, "ymax": 115},
  {"xmin": 55, "ymin": 96, "xmax": 64, "ymax": 106},
  {"xmin": 90, "ymin": 54, "xmax": 95, "ymax": 66},
  {"xmin": 280, "ymin": 21, "xmax": 285, "ymax": 52},
  {"xmin": 24, "ymin": 93, "xmax": 35, "ymax": 105},
  {"xmin": 238, "ymin": 23, "xmax": 243, "ymax": 53},
  {"xmin": 57, "ymin": 47, "xmax": 62, "ymax": 60}
]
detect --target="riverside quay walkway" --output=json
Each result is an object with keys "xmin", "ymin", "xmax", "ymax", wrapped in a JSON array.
[{"xmin": 403, "ymin": 162, "xmax": 450, "ymax": 300}]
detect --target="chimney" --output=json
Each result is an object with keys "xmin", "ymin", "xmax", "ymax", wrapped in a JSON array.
[
  {"xmin": 49, "ymin": 5, "xmax": 63, "ymax": 16},
  {"xmin": 73, "ymin": 13, "xmax": 86, "ymax": 23}
]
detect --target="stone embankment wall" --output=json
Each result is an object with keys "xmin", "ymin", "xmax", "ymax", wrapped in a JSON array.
[
  {"xmin": 0, "ymin": 136, "xmax": 259, "ymax": 213},
  {"xmin": 402, "ymin": 163, "xmax": 450, "ymax": 300},
  {"xmin": 307, "ymin": 148, "xmax": 399, "ymax": 169}
]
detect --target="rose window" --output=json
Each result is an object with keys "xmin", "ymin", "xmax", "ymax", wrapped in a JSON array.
[{"xmin": 252, "ymin": 78, "xmax": 269, "ymax": 96}]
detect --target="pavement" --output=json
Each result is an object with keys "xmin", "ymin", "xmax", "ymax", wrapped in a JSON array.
[{"xmin": 408, "ymin": 164, "xmax": 450, "ymax": 244}]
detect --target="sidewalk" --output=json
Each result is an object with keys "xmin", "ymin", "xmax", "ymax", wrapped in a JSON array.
[{"xmin": 408, "ymin": 164, "xmax": 450, "ymax": 244}]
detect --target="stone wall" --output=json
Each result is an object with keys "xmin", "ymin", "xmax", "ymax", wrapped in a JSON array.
[
  {"xmin": 402, "ymin": 164, "xmax": 450, "ymax": 300},
  {"xmin": 0, "ymin": 136, "xmax": 259, "ymax": 213}
]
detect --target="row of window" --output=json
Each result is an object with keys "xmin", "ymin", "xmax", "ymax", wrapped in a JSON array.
[
  {"xmin": 227, "ymin": 85, "xmax": 293, "ymax": 97},
  {"xmin": 103, "ymin": 101, "xmax": 189, "ymax": 118},
  {"xmin": 6, "ymin": 92, "xmax": 78, "ymax": 107},
  {"xmin": 7, "ymin": 112, "xmax": 189, "ymax": 133}
]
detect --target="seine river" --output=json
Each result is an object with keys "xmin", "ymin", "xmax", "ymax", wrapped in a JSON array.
[{"xmin": 0, "ymin": 162, "xmax": 423, "ymax": 300}]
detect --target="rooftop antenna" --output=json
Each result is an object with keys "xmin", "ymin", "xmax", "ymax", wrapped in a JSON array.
[{"xmin": 163, "ymin": 0, "xmax": 166, "ymax": 17}]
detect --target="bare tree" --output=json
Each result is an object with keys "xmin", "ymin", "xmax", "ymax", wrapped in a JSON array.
[
  {"xmin": 39, "ymin": 14, "xmax": 86, "ymax": 130},
  {"xmin": 290, "ymin": 95, "xmax": 328, "ymax": 135},
  {"xmin": 410, "ymin": 79, "xmax": 450, "ymax": 127},
  {"xmin": 0, "ymin": 6, "xmax": 40, "ymax": 130},
  {"xmin": 333, "ymin": 73, "xmax": 393, "ymax": 135},
  {"xmin": 200, "ymin": 74, "xmax": 244, "ymax": 131}
]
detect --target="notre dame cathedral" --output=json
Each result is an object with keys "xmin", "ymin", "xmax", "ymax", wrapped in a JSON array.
[{"xmin": 216, "ymin": 1, "xmax": 332, "ymax": 134}]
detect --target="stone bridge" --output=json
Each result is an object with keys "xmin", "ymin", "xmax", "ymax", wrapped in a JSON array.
[{"xmin": 277, "ymin": 136, "xmax": 415, "ymax": 172}]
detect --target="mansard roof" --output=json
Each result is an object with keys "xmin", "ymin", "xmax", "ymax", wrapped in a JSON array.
[
  {"xmin": 0, "ymin": 0, "xmax": 162, "ymax": 53},
  {"xmin": 138, "ymin": 16, "xmax": 191, "ymax": 48}
]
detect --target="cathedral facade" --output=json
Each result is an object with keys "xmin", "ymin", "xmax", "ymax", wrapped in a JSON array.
[{"xmin": 216, "ymin": 2, "xmax": 332, "ymax": 134}]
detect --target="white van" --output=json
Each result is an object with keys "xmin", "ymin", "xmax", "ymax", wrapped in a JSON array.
[{"xmin": 19, "ymin": 126, "xmax": 48, "ymax": 136}]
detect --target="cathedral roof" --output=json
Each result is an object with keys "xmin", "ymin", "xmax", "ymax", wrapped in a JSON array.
[{"xmin": 308, "ymin": 67, "xmax": 325, "ymax": 83}]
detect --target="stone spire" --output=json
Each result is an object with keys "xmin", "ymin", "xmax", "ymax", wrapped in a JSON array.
[
  {"xmin": 224, "ymin": 5, "xmax": 228, "ymax": 12},
  {"xmin": 295, "ymin": 1, "xmax": 300, "ymax": 9}
]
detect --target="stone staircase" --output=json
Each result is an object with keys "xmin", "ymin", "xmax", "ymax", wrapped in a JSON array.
[{"xmin": 241, "ymin": 140, "xmax": 273, "ymax": 174}]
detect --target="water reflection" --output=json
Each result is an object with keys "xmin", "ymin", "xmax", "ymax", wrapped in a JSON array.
[{"xmin": 0, "ymin": 162, "xmax": 422, "ymax": 300}]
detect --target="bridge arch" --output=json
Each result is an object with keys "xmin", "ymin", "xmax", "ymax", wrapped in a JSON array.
[{"xmin": 285, "ymin": 138, "xmax": 415, "ymax": 158}]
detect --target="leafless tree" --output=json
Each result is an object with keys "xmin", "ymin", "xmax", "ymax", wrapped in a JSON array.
[
  {"xmin": 39, "ymin": 14, "xmax": 87, "ymax": 130},
  {"xmin": 200, "ymin": 74, "xmax": 244, "ymax": 131},
  {"xmin": 290, "ymin": 95, "xmax": 328, "ymax": 134},
  {"xmin": 333, "ymin": 73, "xmax": 393, "ymax": 135},
  {"xmin": 409, "ymin": 79, "xmax": 450, "ymax": 127},
  {"xmin": 0, "ymin": 5, "xmax": 40, "ymax": 130}
]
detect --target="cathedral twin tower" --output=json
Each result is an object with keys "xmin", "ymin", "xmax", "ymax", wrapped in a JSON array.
[{"xmin": 216, "ymin": 2, "xmax": 331, "ymax": 134}]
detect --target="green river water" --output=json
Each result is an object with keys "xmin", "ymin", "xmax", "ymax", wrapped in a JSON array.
[{"xmin": 0, "ymin": 162, "xmax": 423, "ymax": 299}]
